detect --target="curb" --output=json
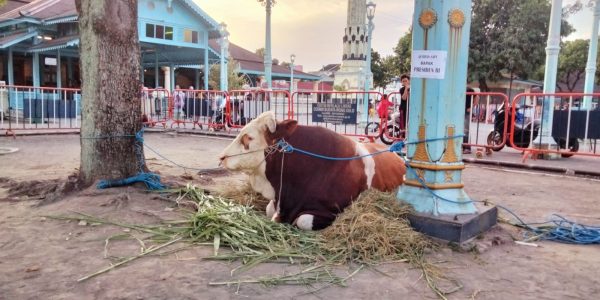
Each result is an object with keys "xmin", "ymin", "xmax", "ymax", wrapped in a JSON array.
[{"xmin": 463, "ymin": 157, "xmax": 600, "ymax": 178}]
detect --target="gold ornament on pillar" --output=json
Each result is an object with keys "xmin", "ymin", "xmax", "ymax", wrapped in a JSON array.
[
  {"xmin": 441, "ymin": 126, "xmax": 459, "ymax": 163},
  {"xmin": 418, "ymin": 8, "xmax": 437, "ymax": 29},
  {"xmin": 448, "ymin": 8, "xmax": 465, "ymax": 29},
  {"xmin": 413, "ymin": 125, "xmax": 431, "ymax": 162}
]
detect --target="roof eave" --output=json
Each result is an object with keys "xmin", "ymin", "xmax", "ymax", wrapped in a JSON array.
[
  {"xmin": 42, "ymin": 15, "xmax": 78, "ymax": 25},
  {"xmin": 27, "ymin": 38, "xmax": 80, "ymax": 53},
  {"xmin": 0, "ymin": 17, "xmax": 42, "ymax": 28},
  {"xmin": 179, "ymin": 0, "xmax": 222, "ymax": 38},
  {"xmin": 0, "ymin": 30, "xmax": 38, "ymax": 49}
]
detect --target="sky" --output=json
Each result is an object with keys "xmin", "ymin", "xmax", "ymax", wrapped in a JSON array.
[{"xmin": 195, "ymin": 0, "xmax": 596, "ymax": 72}]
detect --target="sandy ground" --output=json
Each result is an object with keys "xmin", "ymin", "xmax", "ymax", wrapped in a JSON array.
[{"xmin": 1, "ymin": 133, "xmax": 600, "ymax": 300}]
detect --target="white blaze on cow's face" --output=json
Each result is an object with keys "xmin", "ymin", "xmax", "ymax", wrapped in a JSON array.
[{"xmin": 219, "ymin": 111, "xmax": 277, "ymax": 172}]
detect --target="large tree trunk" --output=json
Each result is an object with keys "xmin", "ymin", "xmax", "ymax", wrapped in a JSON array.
[{"xmin": 76, "ymin": 0, "xmax": 144, "ymax": 186}]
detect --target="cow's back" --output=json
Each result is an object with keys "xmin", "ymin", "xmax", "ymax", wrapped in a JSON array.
[{"xmin": 363, "ymin": 143, "xmax": 406, "ymax": 191}]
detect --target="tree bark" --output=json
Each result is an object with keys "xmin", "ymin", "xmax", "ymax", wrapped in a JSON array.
[{"xmin": 76, "ymin": 0, "xmax": 144, "ymax": 186}]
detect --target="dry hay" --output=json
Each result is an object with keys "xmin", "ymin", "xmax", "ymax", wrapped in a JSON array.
[
  {"xmin": 217, "ymin": 181, "xmax": 270, "ymax": 213},
  {"xmin": 321, "ymin": 189, "xmax": 431, "ymax": 264}
]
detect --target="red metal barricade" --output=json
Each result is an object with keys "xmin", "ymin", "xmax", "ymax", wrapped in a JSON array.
[
  {"xmin": 227, "ymin": 89, "xmax": 290, "ymax": 129},
  {"xmin": 141, "ymin": 88, "xmax": 171, "ymax": 128},
  {"xmin": 167, "ymin": 89, "xmax": 228, "ymax": 131},
  {"xmin": 290, "ymin": 91, "xmax": 383, "ymax": 140},
  {"xmin": 465, "ymin": 92, "xmax": 510, "ymax": 156},
  {"xmin": 509, "ymin": 92, "xmax": 600, "ymax": 160},
  {"xmin": 0, "ymin": 85, "xmax": 82, "ymax": 136}
]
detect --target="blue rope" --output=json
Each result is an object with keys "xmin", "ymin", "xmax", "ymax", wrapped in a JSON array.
[
  {"xmin": 277, "ymin": 136, "xmax": 600, "ymax": 245},
  {"xmin": 95, "ymin": 128, "xmax": 167, "ymax": 190}
]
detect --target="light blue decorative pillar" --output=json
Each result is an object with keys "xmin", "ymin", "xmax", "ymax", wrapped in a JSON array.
[
  {"xmin": 264, "ymin": 0, "xmax": 273, "ymax": 90},
  {"xmin": 67, "ymin": 57, "xmax": 73, "ymax": 87},
  {"xmin": 169, "ymin": 65, "xmax": 175, "ymax": 91},
  {"xmin": 154, "ymin": 52, "xmax": 159, "ymax": 88},
  {"xmin": 219, "ymin": 22, "xmax": 230, "ymax": 92},
  {"xmin": 397, "ymin": 0, "xmax": 476, "ymax": 215},
  {"xmin": 583, "ymin": 0, "xmax": 600, "ymax": 109},
  {"xmin": 57, "ymin": 49, "xmax": 62, "ymax": 89},
  {"xmin": 32, "ymin": 52, "xmax": 40, "ymax": 87},
  {"xmin": 8, "ymin": 47, "xmax": 14, "ymax": 86},
  {"xmin": 533, "ymin": 0, "xmax": 562, "ymax": 150},
  {"xmin": 204, "ymin": 49, "xmax": 209, "ymax": 90}
]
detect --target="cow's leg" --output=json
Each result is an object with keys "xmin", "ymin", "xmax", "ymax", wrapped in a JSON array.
[
  {"xmin": 266, "ymin": 200, "xmax": 276, "ymax": 219},
  {"xmin": 294, "ymin": 214, "xmax": 335, "ymax": 231}
]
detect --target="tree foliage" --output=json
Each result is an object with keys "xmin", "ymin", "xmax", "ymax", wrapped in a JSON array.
[
  {"xmin": 209, "ymin": 58, "xmax": 247, "ymax": 90},
  {"xmin": 392, "ymin": 28, "xmax": 412, "ymax": 76},
  {"xmin": 553, "ymin": 39, "xmax": 600, "ymax": 91},
  {"xmin": 255, "ymin": 48, "xmax": 265, "ymax": 58},
  {"xmin": 468, "ymin": 0, "xmax": 573, "ymax": 91}
]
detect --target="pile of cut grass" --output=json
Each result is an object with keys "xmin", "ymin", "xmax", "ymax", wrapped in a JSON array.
[{"xmin": 62, "ymin": 185, "xmax": 459, "ymax": 299}]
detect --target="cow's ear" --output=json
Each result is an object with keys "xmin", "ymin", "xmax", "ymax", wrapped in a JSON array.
[
  {"xmin": 265, "ymin": 116, "xmax": 277, "ymax": 133},
  {"xmin": 272, "ymin": 119, "xmax": 298, "ymax": 139}
]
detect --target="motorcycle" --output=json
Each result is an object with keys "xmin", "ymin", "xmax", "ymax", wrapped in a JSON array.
[
  {"xmin": 364, "ymin": 106, "xmax": 405, "ymax": 145},
  {"xmin": 486, "ymin": 102, "xmax": 579, "ymax": 157}
]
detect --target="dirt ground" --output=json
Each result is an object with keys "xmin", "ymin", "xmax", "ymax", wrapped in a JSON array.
[{"xmin": 1, "ymin": 133, "xmax": 599, "ymax": 300}]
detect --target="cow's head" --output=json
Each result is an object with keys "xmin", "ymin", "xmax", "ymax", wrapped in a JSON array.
[{"xmin": 219, "ymin": 111, "xmax": 297, "ymax": 172}]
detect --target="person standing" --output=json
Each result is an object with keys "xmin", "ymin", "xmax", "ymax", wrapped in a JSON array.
[
  {"xmin": 173, "ymin": 85, "xmax": 185, "ymax": 121},
  {"xmin": 398, "ymin": 74, "xmax": 410, "ymax": 129},
  {"xmin": 463, "ymin": 87, "xmax": 475, "ymax": 154}
]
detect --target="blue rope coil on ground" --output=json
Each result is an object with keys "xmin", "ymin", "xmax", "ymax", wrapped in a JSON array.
[
  {"xmin": 92, "ymin": 128, "xmax": 167, "ymax": 190},
  {"xmin": 277, "ymin": 136, "xmax": 599, "ymax": 245}
]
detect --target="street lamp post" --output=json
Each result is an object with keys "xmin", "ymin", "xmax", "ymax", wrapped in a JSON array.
[
  {"xmin": 534, "ymin": 0, "xmax": 562, "ymax": 154},
  {"xmin": 363, "ymin": 1, "xmax": 376, "ymax": 123},
  {"xmin": 219, "ymin": 22, "xmax": 229, "ymax": 92},
  {"xmin": 290, "ymin": 54, "xmax": 295, "ymax": 95},
  {"xmin": 583, "ymin": 0, "xmax": 600, "ymax": 109},
  {"xmin": 258, "ymin": 0, "xmax": 275, "ymax": 90}
]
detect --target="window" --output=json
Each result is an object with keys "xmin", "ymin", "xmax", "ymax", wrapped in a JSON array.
[
  {"xmin": 165, "ymin": 26, "xmax": 173, "ymax": 40},
  {"xmin": 146, "ymin": 23, "xmax": 173, "ymax": 41},
  {"xmin": 156, "ymin": 25, "xmax": 164, "ymax": 39},
  {"xmin": 146, "ymin": 24, "xmax": 154, "ymax": 38},
  {"xmin": 184, "ymin": 29, "xmax": 199, "ymax": 44}
]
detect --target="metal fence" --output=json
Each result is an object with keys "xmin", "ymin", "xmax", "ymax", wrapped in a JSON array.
[
  {"xmin": 0, "ymin": 85, "xmax": 82, "ymax": 135},
  {"xmin": 508, "ymin": 92, "xmax": 600, "ymax": 158}
]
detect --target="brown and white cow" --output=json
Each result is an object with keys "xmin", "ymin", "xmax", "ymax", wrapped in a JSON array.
[{"xmin": 219, "ymin": 111, "xmax": 405, "ymax": 230}]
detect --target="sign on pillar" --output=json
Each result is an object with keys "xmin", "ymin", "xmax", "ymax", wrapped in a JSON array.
[{"xmin": 398, "ymin": 0, "xmax": 475, "ymax": 216}]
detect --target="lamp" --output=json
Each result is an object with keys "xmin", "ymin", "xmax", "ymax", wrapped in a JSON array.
[
  {"xmin": 219, "ymin": 22, "xmax": 230, "ymax": 91},
  {"xmin": 363, "ymin": 1, "xmax": 376, "ymax": 122},
  {"xmin": 257, "ymin": 0, "xmax": 275, "ymax": 90},
  {"xmin": 367, "ymin": 1, "xmax": 376, "ymax": 20}
]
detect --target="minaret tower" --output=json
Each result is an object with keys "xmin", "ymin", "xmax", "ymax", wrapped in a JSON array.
[{"xmin": 334, "ymin": 0, "xmax": 372, "ymax": 91}]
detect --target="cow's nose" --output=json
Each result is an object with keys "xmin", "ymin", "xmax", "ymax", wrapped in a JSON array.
[{"xmin": 218, "ymin": 155, "xmax": 226, "ymax": 167}]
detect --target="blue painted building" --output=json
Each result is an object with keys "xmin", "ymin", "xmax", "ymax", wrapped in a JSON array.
[
  {"xmin": 0, "ymin": 0, "xmax": 224, "ymax": 90},
  {"xmin": 0, "ymin": 0, "xmax": 318, "ymax": 92}
]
